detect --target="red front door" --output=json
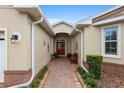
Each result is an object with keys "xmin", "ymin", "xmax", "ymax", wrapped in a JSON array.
[{"xmin": 56, "ymin": 42, "xmax": 65, "ymax": 55}]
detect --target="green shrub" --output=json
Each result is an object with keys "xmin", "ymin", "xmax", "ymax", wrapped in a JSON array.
[
  {"xmin": 85, "ymin": 77, "xmax": 98, "ymax": 88},
  {"xmin": 87, "ymin": 55, "xmax": 103, "ymax": 79},
  {"xmin": 77, "ymin": 67, "xmax": 85, "ymax": 74},
  {"xmin": 36, "ymin": 65, "xmax": 48, "ymax": 80},
  {"xmin": 31, "ymin": 79, "xmax": 40, "ymax": 88},
  {"xmin": 76, "ymin": 67, "xmax": 98, "ymax": 88},
  {"xmin": 30, "ymin": 65, "xmax": 48, "ymax": 88}
]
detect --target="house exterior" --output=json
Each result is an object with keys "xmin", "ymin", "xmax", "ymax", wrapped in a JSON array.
[
  {"xmin": 76, "ymin": 5, "xmax": 124, "ymax": 77},
  {"xmin": 0, "ymin": 5, "xmax": 54, "ymax": 87},
  {"xmin": 0, "ymin": 5, "xmax": 124, "ymax": 87}
]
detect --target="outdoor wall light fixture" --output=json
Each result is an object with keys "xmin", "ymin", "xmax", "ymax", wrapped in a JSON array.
[
  {"xmin": 44, "ymin": 40, "xmax": 46, "ymax": 45},
  {"xmin": 11, "ymin": 32, "xmax": 22, "ymax": 43}
]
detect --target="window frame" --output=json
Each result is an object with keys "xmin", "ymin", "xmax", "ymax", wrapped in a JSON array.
[{"xmin": 101, "ymin": 24, "xmax": 121, "ymax": 58}]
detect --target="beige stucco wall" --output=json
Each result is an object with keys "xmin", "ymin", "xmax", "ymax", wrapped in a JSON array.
[
  {"xmin": 83, "ymin": 25, "xmax": 101, "ymax": 61},
  {"xmin": 0, "ymin": 7, "xmax": 31, "ymax": 70},
  {"xmin": 83, "ymin": 22, "xmax": 124, "ymax": 65},
  {"xmin": 34, "ymin": 25, "xmax": 52, "ymax": 75},
  {"xmin": 53, "ymin": 23, "xmax": 73, "ymax": 35},
  {"xmin": 71, "ymin": 32, "xmax": 81, "ymax": 64}
]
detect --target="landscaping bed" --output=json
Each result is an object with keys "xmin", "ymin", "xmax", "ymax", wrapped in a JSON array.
[
  {"xmin": 98, "ymin": 71, "xmax": 124, "ymax": 88},
  {"xmin": 78, "ymin": 66, "xmax": 124, "ymax": 88},
  {"xmin": 30, "ymin": 65, "xmax": 49, "ymax": 88},
  {"xmin": 76, "ymin": 55, "xmax": 102, "ymax": 88},
  {"xmin": 76, "ymin": 67, "xmax": 98, "ymax": 88},
  {"xmin": 77, "ymin": 54, "xmax": 124, "ymax": 88}
]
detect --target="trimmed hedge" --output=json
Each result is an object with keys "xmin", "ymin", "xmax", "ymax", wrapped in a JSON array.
[
  {"xmin": 76, "ymin": 67, "xmax": 98, "ymax": 88},
  {"xmin": 31, "ymin": 65, "xmax": 48, "ymax": 88},
  {"xmin": 87, "ymin": 55, "xmax": 103, "ymax": 79}
]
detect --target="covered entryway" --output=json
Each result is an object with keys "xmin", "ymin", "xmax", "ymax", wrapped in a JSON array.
[
  {"xmin": 51, "ymin": 20, "xmax": 81, "ymax": 65},
  {"xmin": 0, "ymin": 30, "xmax": 6, "ymax": 83},
  {"xmin": 52, "ymin": 21, "xmax": 77, "ymax": 57}
]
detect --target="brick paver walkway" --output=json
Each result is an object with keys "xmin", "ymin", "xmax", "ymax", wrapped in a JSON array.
[{"xmin": 43, "ymin": 58, "xmax": 82, "ymax": 88}]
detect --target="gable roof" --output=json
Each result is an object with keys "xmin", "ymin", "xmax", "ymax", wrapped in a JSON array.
[
  {"xmin": 76, "ymin": 5, "xmax": 124, "ymax": 27},
  {"xmin": 52, "ymin": 20, "xmax": 73, "ymax": 27},
  {"xmin": 13, "ymin": 5, "xmax": 41, "ymax": 21},
  {"xmin": 13, "ymin": 5, "xmax": 55, "ymax": 36},
  {"xmin": 92, "ymin": 5, "xmax": 123, "ymax": 19},
  {"xmin": 76, "ymin": 16, "xmax": 93, "ymax": 25}
]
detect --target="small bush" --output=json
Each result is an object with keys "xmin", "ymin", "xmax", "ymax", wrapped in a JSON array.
[
  {"xmin": 76, "ymin": 67, "xmax": 98, "ymax": 88},
  {"xmin": 85, "ymin": 77, "xmax": 98, "ymax": 88},
  {"xmin": 36, "ymin": 66, "xmax": 48, "ymax": 80},
  {"xmin": 31, "ymin": 79, "xmax": 40, "ymax": 88},
  {"xmin": 87, "ymin": 55, "xmax": 103, "ymax": 79},
  {"xmin": 30, "ymin": 65, "xmax": 48, "ymax": 88},
  {"xmin": 77, "ymin": 67, "xmax": 86, "ymax": 76}
]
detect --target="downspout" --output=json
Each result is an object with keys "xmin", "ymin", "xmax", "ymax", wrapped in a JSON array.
[
  {"xmin": 8, "ymin": 17, "xmax": 43, "ymax": 88},
  {"xmin": 74, "ymin": 25, "xmax": 89, "ymax": 73}
]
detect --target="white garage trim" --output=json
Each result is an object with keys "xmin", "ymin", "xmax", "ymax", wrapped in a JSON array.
[
  {"xmin": 0, "ymin": 27, "xmax": 7, "ymax": 83},
  {"xmin": 0, "ymin": 27, "xmax": 7, "ymax": 71}
]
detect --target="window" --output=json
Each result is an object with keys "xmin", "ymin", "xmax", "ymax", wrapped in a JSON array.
[{"xmin": 101, "ymin": 24, "xmax": 121, "ymax": 58}]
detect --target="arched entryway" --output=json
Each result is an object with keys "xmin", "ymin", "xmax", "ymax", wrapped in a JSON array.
[{"xmin": 54, "ymin": 33, "xmax": 72, "ymax": 57}]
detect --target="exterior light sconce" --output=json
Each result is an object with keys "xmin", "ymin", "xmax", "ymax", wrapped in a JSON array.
[
  {"xmin": 11, "ymin": 32, "xmax": 22, "ymax": 43},
  {"xmin": 44, "ymin": 40, "xmax": 46, "ymax": 45}
]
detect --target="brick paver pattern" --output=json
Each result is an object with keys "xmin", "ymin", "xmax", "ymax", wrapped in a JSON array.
[{"xmin": 43, "ymin": 58, "xmax": 82, "ymax": 88}]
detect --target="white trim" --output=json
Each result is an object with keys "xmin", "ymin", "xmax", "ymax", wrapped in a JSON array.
[
  {"xmin": 77, "ymin": 17, "xmax": 92, "ymax": 25},
  {"xmin": 37, "ymin": 7, "xmax": 55, "ymax": 36},
  {"xmin": 74, "ymin": 25, "xmax": 89, "ymax": 73},
  {"xmin": 52, "ymin": 20, "xmax": 73, "ymax": 27},
  {"xmin": 101, "ymin": 24, "xmax": 121, "ymax": 59},
  {"xmin": 0, "ymin": 28, "xmax": 7, "ymax": 70},
  {"xmin": 13, "ymin": 5, "xmax": 38, "ymax": 8},
  {"xmin": 93, "ymin": 15, "xmax": 124, "ymax": 26},
  {"xmin": 92, "ymin": 6, "xmax": 123, "ymax": 19},
  {"xmin": 76, "ymin": 6, "xmax": 123, "ymax": 27},
  {"xmin": 0, "ymin": 27, "xmax": 7, "ymax": 83}
]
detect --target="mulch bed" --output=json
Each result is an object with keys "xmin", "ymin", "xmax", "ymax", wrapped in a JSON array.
[
  {"xmin": 98, "ymin": 71, "xmax": 124, "ymax": 88},
  {"xmin": 84, "ymin": 63, "xmax": 124, "ymax": 88}
]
